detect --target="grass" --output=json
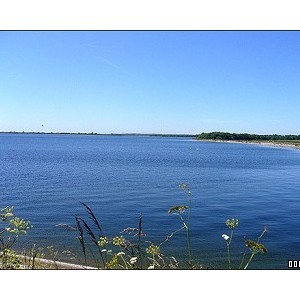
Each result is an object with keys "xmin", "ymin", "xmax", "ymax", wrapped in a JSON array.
[{"xmin": 1, "ymin": 185, "xmax": 269, "ymax": 270}]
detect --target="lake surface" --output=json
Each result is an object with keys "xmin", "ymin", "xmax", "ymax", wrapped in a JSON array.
[{"xmin": 1, "ymin": 133, "xmax": 300, "ymax": 269}]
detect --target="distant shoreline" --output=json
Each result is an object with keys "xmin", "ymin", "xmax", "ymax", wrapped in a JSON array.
[
  {"xmin": 0, "ymin": 131, "xmax": 196, "ymax": 138},
  {"xmin": 1, "ymin": 131, "xmax": 300, "ymax": 149}
]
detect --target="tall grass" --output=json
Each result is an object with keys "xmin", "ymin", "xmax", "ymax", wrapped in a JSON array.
[
  {"xmin": 1, "ymin": 185, "xmax": 268, "ymax": 269},
  {"xmin": 63, "ymin": 184, "xmax": 268, "ymax": 270}
]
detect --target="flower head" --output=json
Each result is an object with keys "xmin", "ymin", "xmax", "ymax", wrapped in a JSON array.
[
  {"xmin": 112, "ymin": 236, "xmax": 126, "ymax": 246},
  {"xmin": 245, "ymin": 240, "xmax": 267, "ymax": 254},
  {"xmin": 226, "ymin": 218, "xmax": 239, "ymax": 230},
  {"xmin": 146, "ymin": 244, "xmax": 160, "ymax": 256},
  {"xmin": 130, "ymin": 257, "xmax": 138, "ymax": 264},
  {"xmin": 0, "ymin": 206, "xmax": 14, "ymax": 221},
  {"xmin": 222, "ymin": 234, "xmax": 230, "ymax": 241},
  {"xmin": 168, "ymin": 205, "xmax": 188, "ymax": 214},
  {"xmin": 179, "ymin": 183, "xmax": 189, "ymax": 191},
  {"xmin": 98, "ymin": 236, "xmax": 108, "ymax": 247}
]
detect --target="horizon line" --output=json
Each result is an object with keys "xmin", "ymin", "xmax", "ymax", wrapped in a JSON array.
[
  {"xmin": 1, "ymin": 131, "xmax": 300, "ymax": 137},
  {"xmin": 0, "ymin": 131, "xmax": 197, "ymax": 137}
]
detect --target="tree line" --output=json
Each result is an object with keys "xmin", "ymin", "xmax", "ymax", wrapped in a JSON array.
[{"xmin": 197, "ymin": 132, "xmax": 300, "ymax": 141}]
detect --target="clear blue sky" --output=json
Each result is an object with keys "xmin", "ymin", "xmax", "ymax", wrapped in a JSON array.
[{"xmin": 1, "ymin": 31, "xmax": 299, "ymax": 134}]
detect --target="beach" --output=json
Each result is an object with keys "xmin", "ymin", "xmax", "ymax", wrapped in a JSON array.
[{"xmin": 196, "ymin": 139, "xmax": 300, "ymax": 150}]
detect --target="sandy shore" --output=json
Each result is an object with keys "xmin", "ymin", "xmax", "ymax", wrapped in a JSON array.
[
  {"xmin": 195, "ymin": 139, "xmax": 300, "ymax": 150},
  {"xmin": 19, "ymin": 255, "xmax": 98, "ymax": 270}
]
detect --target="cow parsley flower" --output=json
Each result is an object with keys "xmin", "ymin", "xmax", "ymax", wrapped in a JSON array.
[
  {"xmin": 222, "ymin": 234, "xmax": 230, "ymax": 241},
  {"xmin": 130, "ymin": 257, "xmax": 138, "ymax": 264}
]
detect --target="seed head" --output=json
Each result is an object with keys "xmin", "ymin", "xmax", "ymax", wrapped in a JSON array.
[
  {"xmin": 98, "ymin": 236, "xmax": 108, "ymax": 247},
  {"xmin": 245, "ymin": 240, "xmax": 267, "ymax": 254},
  {"xmin": 226, "ymin": 218, "xmax": 239, "ymax": 230},
  {"xmin": 146, "ymin": 244, "xmax": 160, "ymax": 256},
  {"xmin": 168, "ymin": 205, "xmax": 188, "ymax": 214},
  {"xmin": 112, "ymin": 236, "xmax": 126, "ymax": 246}
]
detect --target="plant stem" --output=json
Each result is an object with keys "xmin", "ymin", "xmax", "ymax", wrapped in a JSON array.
[
  {"xmin": 186, "ymin": 194, "xmax": 192, "ymax": 266},
  {"xmin": 186, "ymin": 226, "xmax": 192, "ymax": 266},
  {"xmin": 227, "ymin": 244, "xmax": 231, "ymax": 269},
  {"xmin": 239, "ymin": 248, "xmax": 247, "ymax": 269},
  {"xmin": 227, "ymin": 230, "xmax": 234, "ymax": 269},
  {"xmin": 257, "ymin": 227, "xmax": 267, "ymax": 243},
  {"xmin": 243, "ymin": 227, "xmax": 267, "ymax": 270},
  {"xmin": 244, "ymin": 252, "xmax": 255, "ymax": 270},
  {"xmin": 159, "ymin": 226, "xmax": 185, "ymax": 247},
  {"xmin": 118, "ymin": 246, "xmax": 128, "ymax": 269},
  {"xmin": 138, "ymin": 213, "xmax": 143, "ymax": 269},
  {"xmin": 152, "ymin": 254, "xmax": 155, "ymax": 269},
  {"xmin": 120, "ymin": 254, "xmax": 128, "ymax": 269},
  {"xmin": 179, "ymin": 214, "xmax": 192, "ymax": 266}
]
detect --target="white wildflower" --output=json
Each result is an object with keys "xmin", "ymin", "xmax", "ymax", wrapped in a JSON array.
[
  {"xmin": 148, "ymin": 265, "xmax": 154, "ymax": 270},
  {"xmin": 117, "ymin": 251, "xmax": 125, "ymax": 256},
  {"xmin": 222, "ymin": 234, "xmax": 230, "ymax": 241},
  {"xmin": 101, "ymin": 249, "xmax": 107, "ymax": 253},
  {"xmin": 130, "ymin": 257, "xmax": 138, "ymax": 264}
]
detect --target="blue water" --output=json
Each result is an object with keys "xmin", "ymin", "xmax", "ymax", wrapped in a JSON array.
[{"xmin": 1, "ymin": 133, "xmax": 300, "ymax": 269}]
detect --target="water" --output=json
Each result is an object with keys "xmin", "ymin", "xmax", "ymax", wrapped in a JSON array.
[{"xmin": 1, "ymin": 133, "xmax": 300, "ymax": 269}]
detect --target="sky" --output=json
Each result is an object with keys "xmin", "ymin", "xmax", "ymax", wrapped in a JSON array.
[{"xmin": 0, "ymin": 31, "xmax": 300, "ymax": 135}]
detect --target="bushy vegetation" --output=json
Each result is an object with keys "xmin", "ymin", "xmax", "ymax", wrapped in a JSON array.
[
  {"xmin": 197, "ymin": 131, "xmax": 300, "ymax": 141},
  {"xmin": 0, "ymin": 206, "xmax": 31, "ymax": 269}
]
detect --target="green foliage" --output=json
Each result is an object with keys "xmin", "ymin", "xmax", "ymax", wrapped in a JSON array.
[
  {"xmin": 105, "ymin": 254, "xmax": 119, "ymax": 269},
  {"xmin": 0, "ymin": 249, "xmax": 21, "ymax": 269},
  {"xmin": 197, "ymin": 131, "xmax": 300, "ymax": 141},
  {"xmin": 0, "ymin": 206, "xmax": 32, "ymax": 269}
]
